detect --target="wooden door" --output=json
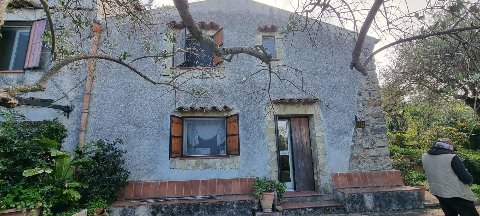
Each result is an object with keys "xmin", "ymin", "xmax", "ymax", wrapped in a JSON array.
[{"xmin": 290, "ymin": 117, "xmax": 315, "ymax": 191}]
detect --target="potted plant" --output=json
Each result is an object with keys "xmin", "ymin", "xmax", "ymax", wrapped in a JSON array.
[{"xmin": 252, "ymin": 177, "xmax": 286, "ymax": 213}]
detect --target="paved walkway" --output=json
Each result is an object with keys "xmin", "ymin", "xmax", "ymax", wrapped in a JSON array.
[{"xmin": 325, "ymin": 191, "xmax": 480, "ymax": 215}]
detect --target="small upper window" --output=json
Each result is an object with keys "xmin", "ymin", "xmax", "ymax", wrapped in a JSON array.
[
  {"xmin": 173, "ymin": 27, "xmax": 224, "ymax": 68},
  {"xmin": 262, "ymin": 36, "xmax": 276, "ymax": 58},
  {"xmin": 0, "ymin": 20, "xmax": 46, "ymax": 71}
]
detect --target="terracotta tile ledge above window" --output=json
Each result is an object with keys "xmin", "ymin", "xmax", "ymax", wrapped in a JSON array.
[
  {"xmin": 175, "ymin": 106, "xmax": 233, "ymax": 112},
  {"xmin": 170, "ymin": 66, "xmax": 214, "ymax": 70},
  {"xmin": 272, "ymin": 98, "xmax": 319, "ymax": 104},
  {"xmin": 257, "ymin": 25, "xmax": 278, "ymax": 32}
]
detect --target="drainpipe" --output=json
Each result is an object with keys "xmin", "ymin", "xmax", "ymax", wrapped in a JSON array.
[{"xmin": 78, "ymin": 21, "xmax": 102, "ymax": 148}]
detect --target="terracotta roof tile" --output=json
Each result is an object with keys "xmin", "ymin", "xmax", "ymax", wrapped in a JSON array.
[
  {"xmin": 168, "ymin": 21, "xmax": 220, "ymax": 30},
  {"xmin": 175, "ymin": 106, "xmax": 232, "ymax": 112},
  {"xmin": 8, "ymin": 0, "xmax": 35, "ymax": 8},
  {"xmin": 257, "ymin": 25, "xmax": 278, "ymax": 32},
  {"xmin": 271, "ymin": 98, "xmax": 319, "ymax": 104}
]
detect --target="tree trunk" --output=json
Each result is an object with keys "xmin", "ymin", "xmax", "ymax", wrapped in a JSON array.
[{"xmin": 464, "ymin": 97, "xmax": 480, "ymax": 117}]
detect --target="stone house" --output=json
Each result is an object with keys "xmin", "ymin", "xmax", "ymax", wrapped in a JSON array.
[{"xmin": 1, "ymin": 0, "xmax": 423, "ymax": 214}]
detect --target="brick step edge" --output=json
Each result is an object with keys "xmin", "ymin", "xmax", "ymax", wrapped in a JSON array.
[
  {"xmin": 281, "ymin": 200, "xmax": 342, "ymax": 210},
  {"xmin": 283, "ymin": 191, "xmax": 323, "ymax": 198}
]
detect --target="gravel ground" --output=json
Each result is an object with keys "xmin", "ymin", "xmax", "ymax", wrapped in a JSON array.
[
  {"xmin": 324, "ymin": 191, "xmax": 480, "ymax": 215},
  {"xmin": 323, "ymin": 207, "xmax": 480, "ymax": 216}
]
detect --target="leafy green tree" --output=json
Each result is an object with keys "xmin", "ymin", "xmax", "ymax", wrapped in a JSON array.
[{"xmin": 382, "ymin": 7, "xmax": 480, "ymax": 116}]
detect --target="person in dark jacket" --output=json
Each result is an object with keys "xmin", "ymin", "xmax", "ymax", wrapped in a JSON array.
[{"xmin": 422, "ymin": 137, "xmax": 479, "ymax": 216}]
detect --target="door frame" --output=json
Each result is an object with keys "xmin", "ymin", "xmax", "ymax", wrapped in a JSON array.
[{"xmin": 275, "ymin": 115, "xmax": 316, "ymax": 191}]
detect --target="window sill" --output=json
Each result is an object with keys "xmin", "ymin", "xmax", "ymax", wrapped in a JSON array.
[
  {"xmin": 0, "ymin": 70, "xmax": 25, "ymax": 73},
  {"xmin": 179, "ymin": 155, "xmax": 231, "ymax": 160}
]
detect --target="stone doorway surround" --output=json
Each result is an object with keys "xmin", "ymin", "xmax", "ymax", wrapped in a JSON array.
[{"xmin": 264, "ymin": 103, "xmax": 330, "ymax": 192}]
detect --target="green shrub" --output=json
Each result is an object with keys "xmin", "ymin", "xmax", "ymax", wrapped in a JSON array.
[
  {"xmin": 77, "ymin": 139, "xmax": 129, "ymax": 204},
  {"xmin": 390, "ymin": 146, "xmax": 423, "ymax": 170},
  {"xmin": 252, "ymin": 177, "xmax": 286, "ymax": 200},
  {"xmin": 390, "ymin": 145, "xmax": 426, "ymax": 186},
  {"xmin": 387, "ymin": 132, "xmax": 407, "ymax": 147},
  {"xmin": 457, "ymin": 150, "xmax": 480, "ymax": 184},
  {"xmin": 421, "ymin": 126, "xmax": 468, "ymax": 149},
  {"xmin": 0, "ymin": 112, "xmax": 128, "ymax": 215},
  {"xmin": 0, "ymin": 181, "xmax": 44, "ymax": 211},
  {"xmin": 462, "ymin": 157, "xmax": 480, "ymax": 185},
  {"xmin": 403, "ymin": 170, "xmax": 427, "ymax": 186},
  {"xmin": 471, "ymin": 184, "xmax": 480, "ymax": 199},
  {"xmin": 0, "ymin": 118, "xmax": 67, "ymax": 182}
]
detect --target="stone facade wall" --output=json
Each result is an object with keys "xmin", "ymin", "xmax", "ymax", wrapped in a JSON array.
[
  {"xmin": 170, "ymin": 157, "xmax": 240, "ymax": 170},
  {"xmin": 349, "ymin": 69, "xmax": 392, "ymax": 171},
  {"xmin": 3, "ymin": 0, "xmax": 391, "ymax": 182}
]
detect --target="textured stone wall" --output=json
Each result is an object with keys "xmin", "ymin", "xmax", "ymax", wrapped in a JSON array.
[
  {"xmin": 349, "ymin": 68, "xmax": 392, "ymax": 171},
  {"xmin": 170, "ymin": 157, "xmax": 240, "ymax": 170},
  {"xmin": 1, "ymin": 2, "xmax": 95, "ymax": 152},
  {"xmin": 3, "ymin": 0, "xmax": 390, "ymax": 182}
]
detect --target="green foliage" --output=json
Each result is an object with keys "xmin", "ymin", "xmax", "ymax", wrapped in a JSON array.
[
  {"xmin": 458, "ymin": 150, "xmax": 480, "ymax": 185},
  {"xmin": 421, "ymin": 126, "xmax": 468, "ymax": 149},
  {"xmin": 381, "ymin": 6, "xmax": 480, "ymax": 114},
  {"xmin": 85, "ymin": 199, "xmax": 108, "ymax": 210},
  {"xmin": 76, "ymin": 139, "xmax": 129, "ymax": 204},
  {"xmin": 0, "ymin": 112, "xmax": 129, "ymax": 214},
  {"xmin": 471, "ymin": 184, "xmax": 480, "ymax": 198},
  {"xmin": 384, "ymin": 102, "xmax": 477, "ymax": 149},
  {"xmin": 386, "ymin": 101, "xmax": 480, "ymax": 187},
  {"xmin": 118, "ymin": 52, "xmax": 131, "ymax": 60},
  {"xmin": 387, "ymin": 132, "xmax": 407, "ymax": 147},
  {"xmin": 0, "ymin": 112, "xmax": 67, "ymax": 182},
  {"xmin": 252, "ymin": 177, "xmax": 286, "ymax": 200},
  {"xmin": 0, "ymin": 181, "xmax": 44, "ymax": 211},
  {"xmin": 390, "ymin": 145, "xmax": 426, "ymax": 186},
  {"xmin": 403, "ymin": 170, "xmax": 427, "ymax": 186}
]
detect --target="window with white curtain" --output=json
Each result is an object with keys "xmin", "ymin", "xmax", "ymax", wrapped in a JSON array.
[{"xmin": 183, "ymin": 118, "xmax": 226, "ymax": 156}]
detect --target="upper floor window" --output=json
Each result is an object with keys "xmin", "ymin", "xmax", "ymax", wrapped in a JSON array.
[
  {"xmin": 262, "ymin": 36, "xmax": 276, "ymax": 59},
  {"xmin": 172, "ymin": 26, "xmax": 224, "ymax": 68},
  {"xmin": 0, "ymin": 20, "xmax": 46, "ymax": 72},
  {"xmin": 257, "ymin": 25, "xmax": 281, "ymax": 61},
  {"xmin": 170, "ymin": 114, "xmax": 239, "ymax": 158}
]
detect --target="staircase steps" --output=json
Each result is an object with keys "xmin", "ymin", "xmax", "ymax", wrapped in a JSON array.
[
  {"xmin": 282, "ymin": 191, "xmax": 332, "ymax": 203},
  {"xmin": 278, "ymin": 191, "xmax": 345, "ymax": 215}
]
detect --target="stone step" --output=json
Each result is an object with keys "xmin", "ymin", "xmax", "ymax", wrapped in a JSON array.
[
  {"xmin": 282, "ymin": 191, "xmax": 333, "ymax": 204},
  {"xmin": 110, "ymin": 195, "xmax": 258, "ymax": 216},
  {"xmin": 280, "ymin": 200, "xmax": 345, "ymax": 216}
]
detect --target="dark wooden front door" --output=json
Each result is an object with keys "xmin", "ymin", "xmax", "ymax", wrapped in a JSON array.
[{"xmin": 290, "ymin": 117, "xmax": 315, "ymax": 191}]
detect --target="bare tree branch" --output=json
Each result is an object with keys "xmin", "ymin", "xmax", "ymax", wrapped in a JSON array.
[
  {"xmin": 0, "ymin": 54, "xmax": 175, "ymax": 107},
  {"xmin": 172, "ymin": 0, "xmax": 272, "ymax": 63},
  {"xmin": 40, "ymin": 0, "xmax": 56, "ymax": 60},
  {"xmin": 350, "ymin": 0, "xmax": 384, "ymax": 76},
  {"xmin": 363, "ymin": 25, "xmax": 480, "ymax": 66}
]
